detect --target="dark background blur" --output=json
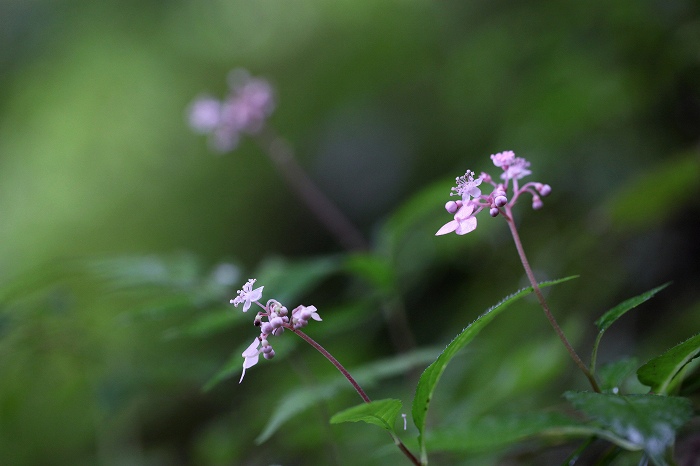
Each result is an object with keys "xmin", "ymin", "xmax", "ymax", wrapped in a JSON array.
[{"xmin": 1, "ymin": 1, "xmax": 699, "ymax": 465}]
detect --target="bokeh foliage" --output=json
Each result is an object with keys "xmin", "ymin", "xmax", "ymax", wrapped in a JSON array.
[{"xmin": 1, "ymin": 0, "xmax": 700, "ymax": 464}]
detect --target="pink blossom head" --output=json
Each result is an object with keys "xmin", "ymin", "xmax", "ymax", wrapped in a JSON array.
[
  {"xmin": 501, "ymin": 157, "xmax": 531, "ymax": 180},
  {"xmin": 451, "ymin": 170, "xmax": 482, "ymax": 201},
  {"xmin": 188, "ymin": 69, "xmax": 275, "ymax": 153},
  {"xmin": 490, "ymin": 150, "xmax": 516, "ymax": 168}
]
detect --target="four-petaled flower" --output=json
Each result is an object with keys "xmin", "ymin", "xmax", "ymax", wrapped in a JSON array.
[
  {"xmin": 230, "ymin": 278, "xmax": 264, "ymax": 312},
  {"xmin": 436, "ymin": 203, "xmax": 478, "ymax": 236}
]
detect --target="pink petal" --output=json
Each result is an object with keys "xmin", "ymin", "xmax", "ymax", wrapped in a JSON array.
[
  {"xmin": 455, "ymin": 217, "xmax": 477, "ymax": 235},
  {"xmin": 435, "ymin": 220, "xmax": 458, "ymax": 236},
  {"xmin": 249, "ymin": 286, "xmax": 264, "ymax": 302},
  {"xmin": 242, "ymin": 339, "xmax": 260, "ymax": 357},
  {"xmin": 455, "ymin": 204, "xmax": 475, "ymax": 219}
]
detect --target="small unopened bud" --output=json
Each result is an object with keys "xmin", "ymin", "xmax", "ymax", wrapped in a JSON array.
[
  {"xmin": 270, "ymin": 316, "xmax": 284, "ymax": 328},
  {"xmin": 262, "ymin": 345, "xmax": 274, "ymax": 354},
  {"xmin": 445, "ymin": 201, "xmax": 459, "ymax": 214},
  {"xmin": 480, "ymin": 172, "xmax": 492, "ymax": 183},
  {"xmin": 490, "ymin": 207, "xmax": 500, "ymax": 217},
  {"xmin": 261, "ymin": 322, "xmax": 273, "ymax": 334},
  {"xmin": 539, "ymin": 184, "xmax": 552, "ymax": 197},
  {"xmin": 532, "ymin": 196, "xmax": 543, "ymax": 210},
  {"xmin": 264, "ymin": 349, "xmax": 275, "ymax": 359},
  {"xmin": 494, "ymin": 195, "xmax": 507, "ymax": 207}
]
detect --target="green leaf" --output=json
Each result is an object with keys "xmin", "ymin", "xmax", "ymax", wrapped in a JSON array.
[
  {"xmin": 596, "ymin": 358, "xmax": 640, "ymax": 393},
  {"xmin": 606, "ymin": 154, "xmax": 700, "ymax": 231},
  {"xmin": 411, "ymin": 276, "xmax": 578, "ymax": 459},
  {"xmin": 255, "ymin": 347, "xmax": 439, "ymax": 444},
  {"xmin": 255, "ymin": 255, "xmax": 341, "ymax": 303},
  {"xmin": 330, "ymin": 399, "xmax": 403, "ymax": 433},
  {"xmin": 344, "ymin": 253, "xmax": 395, "ymax": 293},
  {"xmin": 591, "ymin": 283, "xmax": 670, "ymax": 376},
  {"xmin": 425, "ymin": 411, "xmax": 582, "ymax": 453},
  {"xmin": 565, "ymin": 391, "xmax": 692, "ymax": 465},
  {"xmin": 594, "ymin": 283, "xmax": 670, "ymax": 332},
  {"xmin": 638, "ymin": 333, "xmax": 700, "ymax": 394}
]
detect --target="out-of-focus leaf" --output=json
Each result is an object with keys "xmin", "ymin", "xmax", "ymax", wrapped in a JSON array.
[
  {"xmin": 344, "ymin": 253, "xmax": 395, "ymax": 293},
  {"xmin": 88, "ymin": 254, "xmax": 205, "ymax": 290},
  {"xmin": 638, "ymin": 333, "xmax": 700, "ymax": 394},
  {"xmin": 594, "ymin": 283, "xmax": 670, "ymax": 332},
  {"xmin": 330, "ymin": 399, "xmax": 402, "ymax": 434},
  {"xmin": 426, "ymin": 412, "xmax": 613, "ymax": 453},
  {"xmin": 411, "ymin": 276, "xmax": 578, "ymax": 459},
  {"xmin": 606, "ymin": 154, "xmax": 700, "ymax": 230},
  {"xmin": 203, "ymin": 338, "xmax": 297, "ymax": 392},
  {"xmin": 162, "ymin": 307, "xmax": 236, "ymax": 339},
  {"xmin": 254, "ymin": 255, "xmax": 341, "ymax": 304},
  {"xmin": 565, "ymin": 391, "xmax": 692, "ymax": 465},
  {"xmin": 255, "ymin": 347, "xmax": 439, "ymax": 444},
  {"xmin": 377, "ymin": 180, "xmax": 451, "ymax": 255}
]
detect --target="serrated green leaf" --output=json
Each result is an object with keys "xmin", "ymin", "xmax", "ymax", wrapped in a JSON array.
[
  {"xmin": 565, "ymin": 391, "xmax": 692, "ymax": 465},
  {"xmin": 597, "ymin": 358, "xmax": 639, "ymax": 393},
  {"xmin": 591, "ymin": 284, "xmax": 670, "ymax": 376},
  {"xmin": 330, "ymin": 399, "xmax": 403, "ymax": 433},
  {"xmin": 594, "ymin": 284, "xmax": 670, "ymax": 333},
  {"xmin": 411, "ymin": 276, "xmax": 578, "ymax": 459},
  {"xmin": 594, "ymin": 283, "xmax": 670, "ymax": 332},
  {"xmin": 638, "ymin": 333, "xmax": 700, "ymax": 394},
  {"xmin": 255, "ymin": 347, "xmax": 439, "ymax": 444}
]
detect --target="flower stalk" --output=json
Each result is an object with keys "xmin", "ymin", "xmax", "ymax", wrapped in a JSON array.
[
  {"xmin": 436, "ymin": 151, "xmax": 601, "ymax": 392},
  {"xmin": 504, "ymin": 210, "xmax": 601, "ymax": 393},
  {"xmin": 231, "ymin": 279, "xmax": 420, "ymax": 465}
]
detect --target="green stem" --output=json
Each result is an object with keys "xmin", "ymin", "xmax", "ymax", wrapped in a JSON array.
[
  {"xmin": 291, "ymin": 328, "xmax": 421, "ymax": 466},
  {"xmin": 504, "ymin": 211, "xmax": 601, "ymax": 393}
]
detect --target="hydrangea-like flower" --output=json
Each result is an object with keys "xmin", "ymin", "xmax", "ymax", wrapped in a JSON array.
[
  {"xmin": 451, "ymin": 170, "xmax": 482, "ymax": 201},
  {"xmin": 436, "ymin": 151, "xmax": 550, "ymax": 236},
  {"xmin": 231, "ymin": 280, "xmax": 322, "ymax": 383},
  {"xmin": 188, "ymin": 69, "xmax": 275, "ymax": 153},
  {"xmin": 230, "ymin": 279, "xmax": 264, "ymax": 312}
]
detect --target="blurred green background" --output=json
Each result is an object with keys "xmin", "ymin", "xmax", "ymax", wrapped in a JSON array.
[{"xmin": 1, "ymin": 0, "xmax": 700, "ymax": 464}]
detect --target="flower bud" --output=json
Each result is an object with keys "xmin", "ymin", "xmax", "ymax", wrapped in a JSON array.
[
  {"xmin": 270, "ymin": 316, "xmax": 284, "ymax": 328},
  {"xmin": 490, "ymin": 207, "xmax": 500, "ymax": 217},
  {"xmin": 539, "ymin": 184, "xmax": 552, "ymax": 197},
  {"xmin": 262, "ymin": 345, "xmax": 274, "ymax": 354},
  {"xmin": 494, "ymin": 195, "xmax": 508, "ymax": 207},
  {"xmin": 264, "ymin": 349, "xmax": 275, "ymax": 359},
  {"xmin": 532, "ymin": 196, "xmax": 543, "ymax": 210},
  {"xmin": 261, "ymin": 322, "xmax": 273, "ymax": 334},
  {"xmin": 445, "ymin": 201, "xmax": 459, "ymax": 214}
]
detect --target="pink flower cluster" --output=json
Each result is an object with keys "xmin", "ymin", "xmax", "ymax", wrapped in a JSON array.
[
  {"xmin": 231, "ymin": 279, "xmax": 321, "ymax": 383},
  {"xmin": 436, "ymin": 151, "xmax": 551, "ymax": 236},
  {"xmin": 188, "ymin": 69, "xmax": 275, "ymax": 152}
]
